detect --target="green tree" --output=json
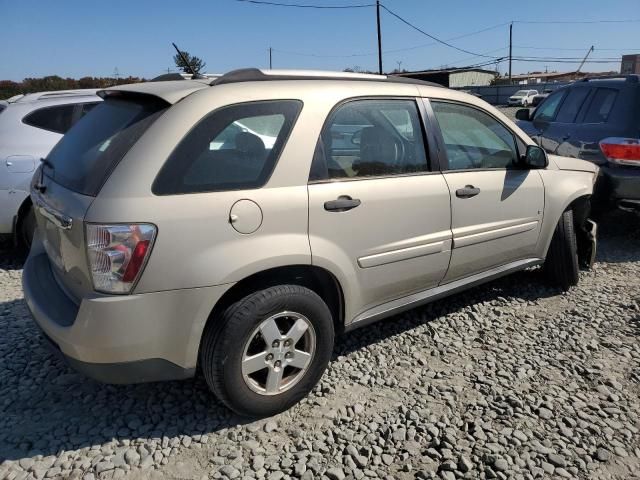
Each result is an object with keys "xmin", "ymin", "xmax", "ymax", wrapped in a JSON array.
[{"xmin": 173, "ymin": 51, "xmax": 206, "ymax": 74}]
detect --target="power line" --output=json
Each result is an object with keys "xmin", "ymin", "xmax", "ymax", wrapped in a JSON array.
[
  {"xmin": 271, "ymin": 22, "xmax": 510, "ymax": 58},
  {"xmin": 513, "ymin": 18, "xmax": 640, "ymax": 24},
  {"xmin": 515, "ymin": 45, "xmax": 640, "ymax": 52},
  {"xmin": 235, "ymin": 0, "xmax": 374, "ymax": 8},
  {"xmin": 380, "ymin": 5, "xmax": 500, "ymax": 59}
]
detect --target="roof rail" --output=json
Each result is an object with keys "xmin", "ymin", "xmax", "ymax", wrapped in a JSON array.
[
  {"xmin": 210, "ymin": 68, "xmax": 442, "ymax": 88},
  {"xmin": 14, "ymin": 89, "xmax": 100, "ymax": 102},
  {"xmin": 579, "ymin": 74, "xmax": 639, "ymax": 83}
]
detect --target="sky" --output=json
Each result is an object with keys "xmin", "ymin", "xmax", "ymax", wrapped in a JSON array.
[{"xmin": 1, "ymin": 0, "xmax": 639, "ymax": 81}]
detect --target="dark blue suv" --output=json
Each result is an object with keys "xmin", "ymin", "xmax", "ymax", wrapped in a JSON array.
[{"xmin": 516, "ymin": 75, "xmax": 640, "ymax": 213}]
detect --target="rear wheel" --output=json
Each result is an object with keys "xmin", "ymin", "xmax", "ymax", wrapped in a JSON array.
[
  {"xmin": 544, "ymin": 209, "xmax": 579, "ymax": 291},
  {"xmin": 201, "ymin": 285, "xmax": 334, "ymax": 417},
  {"xmin": 19, "ymin": 207, "xmax": 36, "ymax": 251}
]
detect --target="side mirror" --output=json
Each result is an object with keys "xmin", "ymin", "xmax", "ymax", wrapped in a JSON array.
[
  {"xmin": 515, "ymin": 108, "xmax": 531, "ymax": 121},
  {"xmin": 522, "ymin": 144, "xmax": 548, "ymax": 169}
]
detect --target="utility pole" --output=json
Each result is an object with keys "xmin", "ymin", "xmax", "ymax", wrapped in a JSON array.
[
  {"xmin": 376, "ymin": 0, "xmax": 382, "ymax": 74},
  {"xmin": 508, "ymin": 23, "xmax": 513, "ymax": 83},
  {"xmin": 396, "ymin": 60, "xmax": 402, "ymax": 72},
  {"xmin": 269, "ymin": 47, "xmax": 273, "ymax": 69}
]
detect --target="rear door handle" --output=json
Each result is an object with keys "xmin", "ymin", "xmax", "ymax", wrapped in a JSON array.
[
  {"xmin": 324, "ymin": 195, "xmax": 361, "ymax": 212},
  {"xmin": 456, "ymin": 185, "xmax": 480, "ymax": 199}
]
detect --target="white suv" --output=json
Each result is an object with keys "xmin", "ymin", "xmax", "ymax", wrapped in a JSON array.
[
  {"xmin": 0, "ymin": 89, "xmax": 101, "ymax": 246},
  {"xmin": 508, "ymin": 89, "xmax": 539, "ymax": 107}
]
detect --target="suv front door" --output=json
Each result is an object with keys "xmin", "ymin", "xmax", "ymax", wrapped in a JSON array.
[
  {"xmin": 308, "ymin": 98, "xmax": 452, "ymax": 321},
  {"xmin": 428, "ymin": 99, "xmax": 545, "ymax": 282}
]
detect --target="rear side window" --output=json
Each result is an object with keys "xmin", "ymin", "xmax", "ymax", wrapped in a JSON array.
[
  {"xmin": 153, "ymin": 100, "xmax": 302, "ymax": 195},
  {"xmin": 583, "ymin": 88, "xmax": 618, "ymax": 123},
  {"xmin": 23, "ymin": 104, "xmax": 75, "ymax": 134},
  {"xmin": 46, "ymin": 96, "xmax": 168, "ymax": 196},
  {"xmin": 555, "ymin": 87, "xmax": 590, "ymax": 123}
]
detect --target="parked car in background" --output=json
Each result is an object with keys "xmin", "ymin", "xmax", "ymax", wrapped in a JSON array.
[
  {"xmin": 0, "ymin": 89, "xmax": 101, "ymax": 247},
  {"xmin": 24, "ymin": 69, "xmax": 597, "ymax": 417},
  {"xmin": 508, "ymin": 89, "xmax": 539, "ymax": 106},
  {"xmin": 516, "ymin": 75, "xmax": 640, "ymax": 213},
  {"xmin": 530, "ymin": 89, "xmax": 554, "ymax": 107}
]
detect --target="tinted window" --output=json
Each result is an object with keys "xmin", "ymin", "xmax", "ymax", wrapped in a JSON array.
[
  {"xmin": 46, "ymin": 97, "xmax": 168, "ymax": 196},
  {"xmin": 314, "ymin": 99, "xmax": 428, "ymax": 180},
  {"xmin": 153, "ymin": 100, "xmax": 302, "ymax": 195},
  {"xmin": 583, "ymin": 88, "xmax": 618, "ymax": 123},
  {"xmin": 23, "ymin": 104, "xmax": 75, "ymax": 134},
  {"xmin": 533, "ymin": 91, "xmax": 565, "ymax": 122},
  {"xmin": 431, "ymin": 101, "xmax": 518, "ymax": 170},
  {"xmin": 555, "ymin": 87, "xmax": 590, "ymax": 123}
]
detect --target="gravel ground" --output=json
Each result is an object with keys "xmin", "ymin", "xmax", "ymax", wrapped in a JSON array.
[{"xmin": 1, "ymin": 211, "xmax": 639, "ymax": 480}]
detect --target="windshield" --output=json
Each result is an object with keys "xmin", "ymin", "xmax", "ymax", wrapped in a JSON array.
[
  {"xmin": 514, "ymin": 90, "xmax": 528, "ymax": 96},
  {"xmin": 45, "ymin": 96, "xmax": 168, "ymax": 196}
]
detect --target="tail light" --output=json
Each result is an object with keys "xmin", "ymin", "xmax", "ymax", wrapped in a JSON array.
[
  {"xmin": 86, "ymin": 223, "xmax": 157, "ymax": 294},
  {"xmin": 599, "ymin": 137, "xmax": 640, "ymax": 166}
]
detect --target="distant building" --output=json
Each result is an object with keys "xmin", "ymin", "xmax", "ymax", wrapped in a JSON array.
[
  {"xmin": 393, "ymin": 68, "xmax": 498, "ymax": 87},
  {"xmin": 504, "ymin": 71, "xmax": 618, "ymax": 84},
  {"xmin": 621, "ymin": 54, "xmax": 640, "ymax": 74}
]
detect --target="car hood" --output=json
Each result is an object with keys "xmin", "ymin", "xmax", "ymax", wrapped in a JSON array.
[{"xmin": 550, "ymin": 154, "xmax": 599, "ymax": 174}]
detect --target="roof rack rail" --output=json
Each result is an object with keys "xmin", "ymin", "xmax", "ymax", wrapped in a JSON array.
[
  {"xmin": 579, "ymin": 74, "xmax": 639, "ymax": 83},
  {"xmin": 210, "ymin": 68, "xmax": 443, "ymax": 88}
]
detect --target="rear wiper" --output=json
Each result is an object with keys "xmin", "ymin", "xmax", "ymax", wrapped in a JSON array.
[{"xmin": 34, "ymin": 158, "xmax": 53, "ymax": 193}]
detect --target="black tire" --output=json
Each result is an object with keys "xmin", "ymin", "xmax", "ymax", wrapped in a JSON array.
[
  {"xmin": 19, "ymin": 207, "xmax": 36, "ymax": 251},
  {"xmin": 544, "ymin": 209, "xmax": 579, "ymax": 291},
  {"xmin": 201, "ymin": 285, "xmax": 334, "ymax": 417}
]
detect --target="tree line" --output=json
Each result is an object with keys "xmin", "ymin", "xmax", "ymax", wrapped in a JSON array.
[{"xmin": 0, "ymin": 75, "xmax": 146, "ymax": 100}]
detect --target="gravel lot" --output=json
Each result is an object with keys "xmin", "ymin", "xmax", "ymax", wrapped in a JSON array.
[{"xmin": 1, "ymin": 208, "xmax": 640, "ymax": 478}]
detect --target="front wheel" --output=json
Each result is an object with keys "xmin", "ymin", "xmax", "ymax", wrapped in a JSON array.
[
  {"xmin": 201, "ymin": 285, "xmax": 334, "ymax": 417},
  {"xmin": 543, "ymin": 209, "xmax": 579, "ymax": 291}
]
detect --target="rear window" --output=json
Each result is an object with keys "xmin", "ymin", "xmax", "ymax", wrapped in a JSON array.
[
  {"xmin": 45, "ymin": 96, "xmax": 168, "ymax": 196},
  {"xmin": 153, "ymin": 100, "xmax": 302, "ymax": 195}
]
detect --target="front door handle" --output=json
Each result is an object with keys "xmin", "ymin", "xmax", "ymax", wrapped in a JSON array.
[
  {"xmin": 456, "ymin": 185, "xmax": 480, "ymax": 199},
  {"xmin": 324, "ymin": 195, "xmax": 361, "ymax": 212}
]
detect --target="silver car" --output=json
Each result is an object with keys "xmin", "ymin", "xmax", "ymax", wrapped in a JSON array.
[
  {"xmin": 23, "ymin": 69, "xmax": 598, "ymax": 416},
  {"xmin": 0, "ymin": 89, "xmax": 101, "ymax": 247}
]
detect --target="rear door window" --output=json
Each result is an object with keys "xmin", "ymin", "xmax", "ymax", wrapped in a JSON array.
[
  {"xmin": 153, "ymin": 100, "xmax": 302, "ymax": 195},
  {"xmin": 311, "ymin": 99, "xmax": 428, "ymax": 181},
  {"xmin": 46, "ymin": 96, "xmax": 168, "ymax": 196},
  {"xmin": 23, "ymin": 104, "xmax": 75, "ymax": 134},
  {"xmin": 583, "ymin": 88, "xmax": 618, "ymax": 123},
  {"xmin": 555, "ymin": 87, "xmax": 591, "ymax": 123}
]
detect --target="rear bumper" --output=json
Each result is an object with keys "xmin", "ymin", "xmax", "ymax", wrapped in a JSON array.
[
  {"xmin": 23, "ymin": 253, "xmax": 232, "ymax": 384},
  {"xmin": 599, "ymin": 164, "xmax": 640, "ymax": 212}
]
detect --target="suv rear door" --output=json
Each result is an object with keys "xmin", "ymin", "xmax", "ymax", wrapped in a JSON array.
[
  {"xmin": 32, "ymin": 95, "xmax": 168, "ymax": 301},
  {"xmin": 307, "ymin": 98, "xmax": 452, "ymax": 321},
  {"xmin": 427, "ymin": 99, "xmax": 544, "ymax": 282}
]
